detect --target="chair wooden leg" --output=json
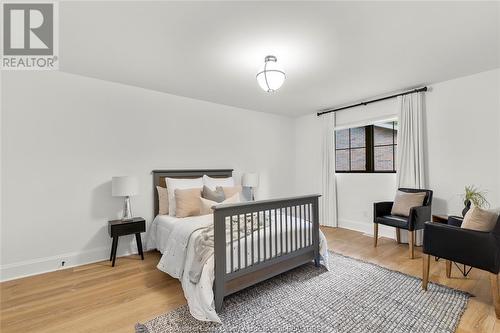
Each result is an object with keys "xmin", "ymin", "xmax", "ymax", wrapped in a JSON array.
[
  {"xmin": 445, "ymin": 260, "xmax": 452, "ymax": 278},
  {"xmin": 490, "ymin": 273, "xmax": 500, "ymax": 319},
  {"xmin": 408, "ymin": 230, "xmax": 415, "ymax": 259},
  {"xmin": 373, "ymin": 223, "xmax": 378, "ymax": 247},
  {"xmin": 396, "ymin": 227, "xmax": 401, "ymax": 244},
  {"xmin": 422, "ymin": 254, "xmax": 430, "ymax": 290}
]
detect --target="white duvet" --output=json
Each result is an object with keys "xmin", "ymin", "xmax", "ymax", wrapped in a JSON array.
[{"xmin": 147, "ymin": 213, "xmax": 329, "ymax": 323}]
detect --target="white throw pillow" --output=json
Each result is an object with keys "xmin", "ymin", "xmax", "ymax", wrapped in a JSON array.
[
  {"xmin": 200, "ymin": 193, "xmax": 240, "ymax": 215},
  {"xmin": 165, "ymin": 177, "xmax": 203, "ymax": 216},
  {"xmin": 202, "ymin": 175, "xmax": 235, "ymax": 191}
]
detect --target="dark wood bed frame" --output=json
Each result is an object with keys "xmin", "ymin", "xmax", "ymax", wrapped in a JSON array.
[{"xmin": 152, "ymin": 169, "xmax": 320, "ymax": 311}]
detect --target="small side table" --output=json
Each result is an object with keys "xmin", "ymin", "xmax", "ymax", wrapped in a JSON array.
[
  {"xmin": 108, "ymin": 217, "xmax": 146, "ymax": 267},
  {"xmin": 432, "ymin": 214, "xmax": 449, "ymax": 224},
  {"xmin": 432, "ymin": 214, "xmax": 464, "ymax": 226}
]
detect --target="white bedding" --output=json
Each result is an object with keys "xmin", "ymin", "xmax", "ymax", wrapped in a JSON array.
[{"xmin": 146, "ymin": 213, "xmax": 329, "ymax": 323}]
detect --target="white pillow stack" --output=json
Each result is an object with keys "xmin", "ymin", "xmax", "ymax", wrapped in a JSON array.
[
  {"xmin": 165, "ymin": 177, "xmax": 203, "ymax": 216},
  {"xmin": 165, "ymin": 175, "xmax": 236, "ymax": 217},
  {"xmin": 202, "ymin": 175, "xmax": 235, "ymax": 191}
]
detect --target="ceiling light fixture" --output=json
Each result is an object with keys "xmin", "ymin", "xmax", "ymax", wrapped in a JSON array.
[{"xmin": 256, "ymin": 55, "xmax": 286, "ymax": 93}]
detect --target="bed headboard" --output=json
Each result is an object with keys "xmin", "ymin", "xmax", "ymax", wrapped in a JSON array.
[{"xmin": 152, "ymin": 169, "xmax": 233, "ymax": 216}]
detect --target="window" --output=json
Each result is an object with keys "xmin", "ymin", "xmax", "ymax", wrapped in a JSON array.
[
  {"xmin": 373, "ymin": 122, "xmax": 398, "ymax": 171},
  {"xmin": 335, "ymin": 126, "xmax": 366, "ymax": 171},
  {"xmin": 335, "ymin": 121, "xmax": 397, "ymax": 173}
]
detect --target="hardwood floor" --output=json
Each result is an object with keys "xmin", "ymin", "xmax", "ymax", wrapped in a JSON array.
[{"xmin": 1, "ymin": 227, "xmax": 498, "ymax": 332}]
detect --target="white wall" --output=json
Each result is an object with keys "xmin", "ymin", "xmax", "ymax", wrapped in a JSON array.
[
  {"xmin": 426, "ymin": 68, "xmax": 500, "ymax": 214},
  {"xmin": 294, "ymin": 103, "xmax": 399, "ymax": 238},
  {"xmin": 294, "ymin": 68, "xmax": 500, "ymax": 239},
  {"xmin": 335, "ymin": 173, "xmax": 397, "ymax": 238},
  {"xmin": 1, "ymin": 71, "xmax": 296, "ymax": 281},
  {"xmin": 294, "ymin": 114, "xmax": 322, "ymax": 197},
  {"xmin": 335, "ymin": 98, "xmax": 399, "ymax": 237},
  {"xmin": 335, "ymin": 98, "xmax": 398, "ymax": 129}
]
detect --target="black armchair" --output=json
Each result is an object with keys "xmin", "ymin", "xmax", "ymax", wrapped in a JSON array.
[
  {"xmin": 422, "ymin": 215, "xmax": 500, "ymax": 318},
  {"xmin": 373, "ymin": 188, "xmax": 433, "ymax": 259}
]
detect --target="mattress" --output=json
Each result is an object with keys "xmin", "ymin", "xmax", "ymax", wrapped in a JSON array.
[
  {"xmin": 147, "ymin": 212, "xmax": 317, "ymax": 273},
  {"xmin": 146, "ymin": 214, "xmax": 199, "ymax": 254}
]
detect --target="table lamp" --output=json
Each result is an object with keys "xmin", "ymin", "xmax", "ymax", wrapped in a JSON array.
[
  {"xmin": 112, "ymin": 176, "xmax": 138, "ymax": 220},
  {"xmin": 242, "ymin": 173, "xmax": 259, "ymax": 200}
]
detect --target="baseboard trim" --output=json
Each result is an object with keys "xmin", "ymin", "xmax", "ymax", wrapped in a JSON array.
[
  {"xmin": 338, "ymin": 218, "xmax": 396, "ymax": 240},
  {"xmin": 338, "ymin": 218, "xmax": 424, "ymax": 246},
  {"xmin": 2, "ymin": 220, "xmax": 415, "ymax": 282},
  {"xmin": 0, "ymin": 240, "xmax": 139, "ymax": 282}
]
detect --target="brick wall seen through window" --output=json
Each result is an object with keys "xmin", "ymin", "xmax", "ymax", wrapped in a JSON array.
[{"xmin": 335, "ymin": 121, "xmax": 397, "ymax": 173}]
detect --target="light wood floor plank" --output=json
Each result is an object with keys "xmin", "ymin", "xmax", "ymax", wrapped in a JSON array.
[{"xmin": 1, "ymin": 227, "xmax": 497, "ymax": 332}]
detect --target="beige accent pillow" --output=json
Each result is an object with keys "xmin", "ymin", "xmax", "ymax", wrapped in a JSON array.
[
  {"xmin": 391, "ymin": 191, "xmax": 426, "ymax": 217},
  {"xmin": 175, "ymin": 188, "xmax": 202, "ymax": 218},
  {"xmin": 156, "ymin": 186, "xmax": 169, "ymax": 215},
  {"xmin": 461, "ymin": 206, "xmax": 499, "ymax": 232},
  {"xmin": 218, "ymin": 185, "xmax": 242, "ymax": 199},
  {"xmin": 200, "ymin": 193, "xmax": 240, "ymax": 215},
  {"xmin": 166, "ymin": 177, "xmax": 203, "ymax": 216}
]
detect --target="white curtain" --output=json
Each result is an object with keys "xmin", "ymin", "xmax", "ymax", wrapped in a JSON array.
[
  {"xmin": 397, "ymin": 92, "xmax": 425, "ymax": 189},
  {"xmin": 397, "ymin": 92, "xmax": 426, "ymax": 244},
  {"xmin": 320, "ymin": 112, "xmax": 338, "ymax": 227}
]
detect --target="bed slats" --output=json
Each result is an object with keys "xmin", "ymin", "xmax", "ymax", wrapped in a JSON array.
[{"xmin": 213, "ymin": 195, "xmax": 321, "ymax": 311}]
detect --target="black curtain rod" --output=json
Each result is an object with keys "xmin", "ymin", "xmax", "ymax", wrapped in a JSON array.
[{"xmin": 316, "ymin": 86, "xmax": 428, "ymax": 116}]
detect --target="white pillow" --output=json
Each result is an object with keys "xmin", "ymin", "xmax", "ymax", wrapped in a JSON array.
[
  {"xmin": 166, "ymin": 177, "xmax": 203, "ymax": 216},
  {"xmin": 200, "ymin": 193, "xmax": 240, "ymax": 215},
  {"xmin": 202, "ymin": 175, "xmax": 235, "ymax": 191}
]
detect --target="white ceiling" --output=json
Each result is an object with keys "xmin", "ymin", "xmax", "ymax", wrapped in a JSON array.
[{"xmin": 60, "ymin": 1, "xmax": 500, "ymax": 116}]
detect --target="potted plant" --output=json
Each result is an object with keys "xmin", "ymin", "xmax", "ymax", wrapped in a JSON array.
[{"xmin": 461, "ymin": 185, "xmax": 489, "ymax": 216}]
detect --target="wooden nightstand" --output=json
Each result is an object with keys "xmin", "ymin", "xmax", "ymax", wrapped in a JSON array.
[
  {"xmin": 432, "ymin": 214, "xmax": 449, "ymax": 224},
  {"xmin": 108, "ymin": 217, "xmax": 146, "ymax": 267},
  {"xmin": 432, "ymin": 214, "xmax": 464, "ymax": 226}
]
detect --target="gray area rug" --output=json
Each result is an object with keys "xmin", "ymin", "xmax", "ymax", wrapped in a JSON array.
[{"xmin": 137, "ymin": 252, "xmax": 469, "ymax": 332}]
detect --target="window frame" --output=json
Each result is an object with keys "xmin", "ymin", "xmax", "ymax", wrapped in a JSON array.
[{"xmin": 335, "ymin": 121, "xmax": 397, "ymax": 174}]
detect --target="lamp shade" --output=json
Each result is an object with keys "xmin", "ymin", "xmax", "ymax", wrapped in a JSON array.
[
  {"xmin": 256, "ymin": 55, "xmax": 285, "ymax": 93},
  {"xmin": 112, "ymin": 176, "xmax": 138, "ymax": 197},
  {"xmin": 242, "ymin": 173, "xmax": 259, "ymax": 188}
]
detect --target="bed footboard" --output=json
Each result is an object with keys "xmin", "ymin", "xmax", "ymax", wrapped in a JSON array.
[{"xmin": 212, "ymin": 194, "xmax": 321, "ymax": 311}]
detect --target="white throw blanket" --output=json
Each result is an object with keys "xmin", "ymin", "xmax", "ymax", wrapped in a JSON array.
[
  {"xmin": 156, "ymin": 214, "xmax": 213, "ymax": 279},
  {"xmin": 188, "ymin": 213, "xmax": 267, "ymax": 283}
]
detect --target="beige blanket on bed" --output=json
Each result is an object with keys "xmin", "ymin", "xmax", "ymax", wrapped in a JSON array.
[{"xmin": 188, "ymin": 213, "xmax": 266, "ymax": 283}]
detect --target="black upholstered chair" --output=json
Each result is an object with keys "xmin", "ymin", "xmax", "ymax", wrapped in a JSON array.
[
  {"xmin": 422, "ymin": 215, "xmax": 500, "ymax": 318},
  {"xmin": 373, "ymin": 188, "xmax": 433, "ymax": 259}
]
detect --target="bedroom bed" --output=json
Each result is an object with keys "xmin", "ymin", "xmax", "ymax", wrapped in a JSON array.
[{"xmin": 148, "ymin": 169, "xmax": 328, "ymax": 322}]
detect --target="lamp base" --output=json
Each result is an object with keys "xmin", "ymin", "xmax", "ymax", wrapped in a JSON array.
[{"xmin": 122, "ymin": 196, "xmax": 133, "ymax": 220}]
